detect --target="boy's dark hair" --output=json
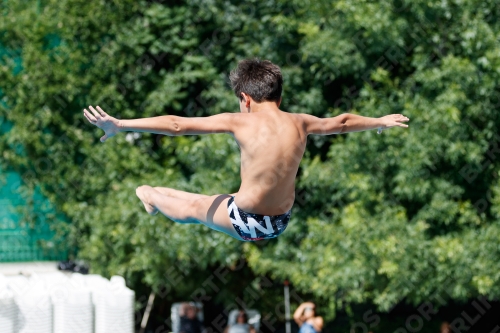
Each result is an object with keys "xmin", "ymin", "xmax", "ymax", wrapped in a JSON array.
[{"xmin": 229, "ymin": 58, "xmax": 283, "ymax": 103}]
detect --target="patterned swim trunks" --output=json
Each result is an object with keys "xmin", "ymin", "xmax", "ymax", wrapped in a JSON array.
[{"xmin": 227, "ymin": 196, "xmax": 291, "ymax": 241}]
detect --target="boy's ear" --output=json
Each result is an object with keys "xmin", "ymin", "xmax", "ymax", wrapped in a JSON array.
[
  {"xmin": 241, "ymin": 92, "xmax": 251, "ymax": 108},
  {"xmin": 277, "ymin": 97, "xmax": 282, "ymax": 107}
]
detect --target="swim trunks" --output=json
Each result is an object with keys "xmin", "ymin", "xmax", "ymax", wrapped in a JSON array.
[{"xmin": 227, "ymin": 196, "xmax": 291, "ymax": 241}]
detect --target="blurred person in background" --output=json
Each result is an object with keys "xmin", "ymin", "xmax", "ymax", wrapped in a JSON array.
[
  {"xmin": 294, "ymin": 302, "xmax": 323, "ymax": 333},
  {"xmin": 440, "ymin": 322, "xmax": 450, "ymax": 333},
  {"xmin": 179, "ymin": 303, "xmax": 204, "ymax": 333},
  {"xmin": 224, "ymin": 310, "xmax": 256, "ymax": 333}
]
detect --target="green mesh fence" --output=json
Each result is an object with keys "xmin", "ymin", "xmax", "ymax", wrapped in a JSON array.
[
  {"xmin": 1, "ymin": 38, "xmax": 68, "ymax": 262},
  {"xmin": 0, "ymin": 172, "xmax": 68, "ymax": 262}
]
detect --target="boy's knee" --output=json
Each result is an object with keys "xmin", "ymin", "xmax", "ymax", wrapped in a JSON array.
[
  {"xmin": 192, "ymin": 199, "xmax": 207, "ymax": 220},
  {"xmin": 170, "ymin": 199, "xmax": 202, "ymax": 223},
  {"xmin": 192, "ymin": 199, "xmax": 203, "ymax": 212}
]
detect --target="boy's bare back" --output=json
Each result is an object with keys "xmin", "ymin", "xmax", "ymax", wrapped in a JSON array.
[{"xmin": 231, "ymin": 107, "xmax": 307, "ymax": 215}]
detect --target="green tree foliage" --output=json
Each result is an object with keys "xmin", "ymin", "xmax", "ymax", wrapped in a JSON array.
[{"xmin": 1, "ymin": 0, "xmax": 500, "ymax": 320}]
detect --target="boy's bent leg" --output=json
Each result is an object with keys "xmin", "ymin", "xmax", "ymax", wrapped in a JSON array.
[
  {"xmin": 190, "ymin": 194, "xmax": 243, "ymax": 240},
  {"xmin": 136, "ymin": 186, "xmax": 199, "ymax": 223},
  {"xmin": 152, "ymin": 186, "xmax": 209, "ymax": 201},
  {"xmin": 136, "ymin": 186, "xmax": 243, "ymax": 240}
]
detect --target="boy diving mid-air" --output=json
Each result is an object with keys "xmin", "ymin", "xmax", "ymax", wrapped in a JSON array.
[{"xmin": 83, "ymin": 59, "xmax": 409, "ymax": 241}]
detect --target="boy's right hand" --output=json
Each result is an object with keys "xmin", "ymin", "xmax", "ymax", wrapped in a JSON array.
[
  {"xmin": 378, "ymin": 114, "xmax": 409, "ymax": 133},
  {"xmin": 83, "ymin": 105, "xmax": 121, "ymax": 142}
]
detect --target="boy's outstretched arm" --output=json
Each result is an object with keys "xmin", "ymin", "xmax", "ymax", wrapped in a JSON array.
[
  {"xmin": 83, "ymin": 105, "xmax": 239, "ymax": 142},
  {"xmin": 302, "ymin": 112, "xmax": 409, "ymax": 135}
]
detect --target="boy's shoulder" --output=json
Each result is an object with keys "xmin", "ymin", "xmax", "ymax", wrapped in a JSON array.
[
  {"xmin": 244, "ymin": 110, "xmax": 310, "ymax": 124},
  {"xmin": 228, "ymin": 110, "xmax": 309, "ymax": 128},
  {"xmin": 284, "ymin": 112, "xmax": 313, "ymax": 128}
]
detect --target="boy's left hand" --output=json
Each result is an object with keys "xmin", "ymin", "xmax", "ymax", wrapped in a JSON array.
[{"xmin": 83, "ymin": 105, "xmax": 121, "ymax": 142}]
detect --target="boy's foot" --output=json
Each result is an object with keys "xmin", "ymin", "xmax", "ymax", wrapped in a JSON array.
[{"xmin": 136, "ymin": 185, "xmax": 159, "ymax": 216}]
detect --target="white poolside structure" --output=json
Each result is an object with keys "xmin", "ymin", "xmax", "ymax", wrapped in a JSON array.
[{"xmin": 0, "ymin": 272, "xmax": 135, "ymax": 333}]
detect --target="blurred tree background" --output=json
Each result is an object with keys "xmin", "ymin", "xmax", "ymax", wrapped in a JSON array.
[{"xmin": 1, "ymin": 0, "xmax": 500, "ymax": 331}]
